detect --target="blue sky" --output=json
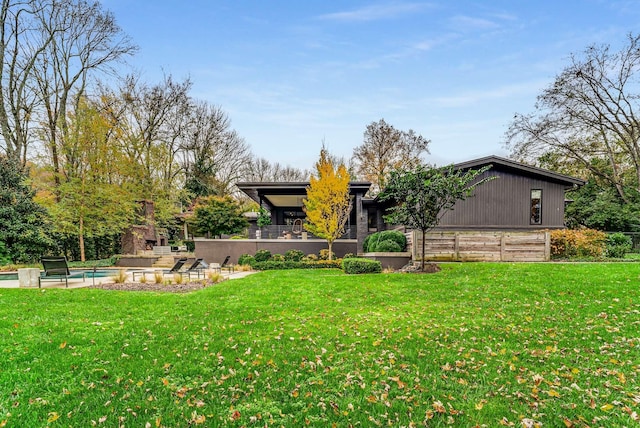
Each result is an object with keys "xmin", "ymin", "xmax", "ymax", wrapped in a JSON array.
[{"xmin": 102, "ymin": 0, "xmax": 640, "ymax": 169}]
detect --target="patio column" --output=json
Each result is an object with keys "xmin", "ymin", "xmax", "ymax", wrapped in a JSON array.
[{"xmin": 355, "ymin": 192, "xmax": 368, "ymax": 254}]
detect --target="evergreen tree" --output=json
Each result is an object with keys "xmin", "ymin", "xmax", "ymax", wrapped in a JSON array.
[{"xmin": 0, "ymin": 157, "xmax": 55, "ymax": 263}]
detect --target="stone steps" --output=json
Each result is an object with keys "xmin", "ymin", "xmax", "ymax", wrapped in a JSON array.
[{"xmin": 152, "ymin": 255, "xmax": 176, "ymax": 268}]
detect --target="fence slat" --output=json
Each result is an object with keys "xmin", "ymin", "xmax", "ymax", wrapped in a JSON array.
[{"xmin": 413, "ymin": 231, "xmax": 550, "ymax": 262}]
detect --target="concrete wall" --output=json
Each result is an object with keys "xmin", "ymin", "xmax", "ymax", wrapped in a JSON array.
[{"xmin": 195, "ymin": 239, "xmax": 358, "ymax": 265}]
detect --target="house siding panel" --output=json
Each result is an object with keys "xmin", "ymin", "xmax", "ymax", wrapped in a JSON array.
[{"xmin": 438, "ymin": 170, "xmax": 569, "ymax": 230}]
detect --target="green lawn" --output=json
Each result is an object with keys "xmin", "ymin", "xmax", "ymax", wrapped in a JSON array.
[{"xmin": 1, "ymin": 263, "xmax": 639, "ymax": 427}]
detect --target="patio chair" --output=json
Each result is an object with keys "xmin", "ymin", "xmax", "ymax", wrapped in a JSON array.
[
  {"xmin": 41, "ymin": 256, "xmax": 84, "ymax": 288},
  {"xmin": 132, "ymin": 257, "xmax": 188, "ymax": 281},
  {"xmin": 220, "ymin": 255, "xmax": 234, "ymax": 274},
  {"xmin": 184, "ymin": 258, "xmax": 208, "ymax": 279}
]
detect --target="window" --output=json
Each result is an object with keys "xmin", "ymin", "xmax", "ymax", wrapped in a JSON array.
[{"xmin": 530, "ymin": 189, "xmax": 542, "ymax": 225}]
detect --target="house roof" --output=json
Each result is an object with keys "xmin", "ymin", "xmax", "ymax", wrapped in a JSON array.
[
  {"xmin": 453, "ymin": 155, "xmax": 586, "ymax": 187},
  {"xmin": 237, "ymin": 156, "xmax": 585, "ymax": 207},
  {"xmin": 236, "ymin": 181, "xmax": 371, "ymax": 207}
]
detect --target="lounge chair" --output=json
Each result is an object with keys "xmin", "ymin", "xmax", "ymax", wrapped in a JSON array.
[
  {"xmin": 132, "ymin": 258, "xmax": 188, "ymax": 281},
  {"xmin": 220, "ymin": 255, "xmax": 234, "ymax": 274},
  {"xmin": 41, "ymin": 256, "xmax": 84, "ymax": 288},
  {"xmin": 184, "ymin": 258, "xmax": 209, "ymax": 279}
]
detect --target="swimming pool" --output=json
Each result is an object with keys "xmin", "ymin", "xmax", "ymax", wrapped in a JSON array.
[{"xmin": 0, "ymin": 269, "xmax": 131, "ymax": 281}]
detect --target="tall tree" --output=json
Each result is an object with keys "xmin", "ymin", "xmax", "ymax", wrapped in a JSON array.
[
  {"xmin": 352, "ymin": 119, "xmax": 430, "ymax": 194},
  {"xmin": 245, "ymin": 156, "xmax": 309, "ymax": 182},
  {"xmin": 505, "ymin": 33, "xmax": 640, "ymax": 203},
  {"xmin": 37, "ymin": 97, "xmax": 135, "ymax": 261},
  {"xmin": 0, "ymin": 0, "xmax": 52, "ymax": 168},
  {"xmin": 0, "ymin": 155, "xmax": 55, "ymax": 263},
  {"xmin": 379, "ymin": 164, "xmax": 491, "ymax": 271},
  {"xmin": 304, "ymin": 147, "xmax": 351, "ymax": 260},
  {"xmin": 34, "ymin": 0, "xmax": 136, "ymax": 187},
  {"xmin": 181, "ymin": 101, "xmax": 251, "ymax": 198},
  {"xmin": 188, "ymin": 195, "xmax": 248, "ymax": 239},
  {"xmin": 112, "ymin": 74, "xmax": 191, "ymax": 226}
]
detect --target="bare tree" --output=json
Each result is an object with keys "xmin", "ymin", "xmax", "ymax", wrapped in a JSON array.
[
  {"xmin": 115, "ymin": 74, "xmax": 191, "ymax": 197},
  {"xmin": 0, "ymin": 0, "xmax": 52, "ymax": 168},
  {"xmin": 244, "ymin": 156, "xmax": 309, "ymax": 182},
  {"xmin": 351, "ymin": 118, "xmax": 430, "ymax": 194},
  {"xmin": 33, "ymin": 0, "xmax": 136, "ymax": 186},
  {"xmin": 180, "ymin": 100, "xmax": 252, "ymax": 197},
  {"xmin": 505, "ymin": 33, "xmax": 640, "ymax": 203}
]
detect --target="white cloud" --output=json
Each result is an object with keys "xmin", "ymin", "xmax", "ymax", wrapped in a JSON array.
[
  {"xmin": 429, "ymin": 80, "xmax": 548, "ymax": 108},
  {"xmin": 318, "ymin": 2, "xmax": 432, "ymax": 22},
  {"xmin": 450, "ymin": 15, "xmax": 500, "ymax": 31}
]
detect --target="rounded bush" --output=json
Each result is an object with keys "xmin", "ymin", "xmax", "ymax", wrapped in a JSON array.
[
  {"xmin": 363, "ymin": 234, "xmax": 373, "ymax": 253},
  {"xmin": 318, "ymin": 249, "xmax": 335, "ymax": 260},
  {"xmin": 284, "ymin": 249, "xmax": 305, "ymax": 262},
  {"xmin": 272, "ymin": 253, "xmax": 285, "ymax": 261},
  {"xmin": 254, "ymin": 249, "xmax": 272, "ymax": 262},
  {"xmin": 342, "ymin": 257, "xmax": 382, "ymax": 274},
  {"xmin": 238, "ymin": 254, "xmax": 255, "ymax": 266},
  {"xmin": 373, "ymin": 239, "xmax": 402, "ymax": 252},
  {"xmin": 377, "ymin": 231, "xmax": 406, "ymax": 250},
  {"xmin": 606, "ymin": 232, "xmax": 632, "ymax": 258},
  {"xmin": 364, "ymin": 230, "xmax": 407, "ymax": 252}
]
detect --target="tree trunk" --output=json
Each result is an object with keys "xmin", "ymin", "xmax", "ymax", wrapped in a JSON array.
[
  {"xmin": 79, "ymin": 215, "xmax": 85, "ymax": 262},
  {"xmin": 421, "ymin": 229, "xmax": 427, "ymax": 271},
  {"xmin": 328, "ymin": 241, "xmax": 333, "ymax": 261}
]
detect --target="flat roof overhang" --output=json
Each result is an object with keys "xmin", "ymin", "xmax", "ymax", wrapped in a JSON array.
[{"xmin": 236, "ymin": 181, "xmax": 372, "ymax": 208}]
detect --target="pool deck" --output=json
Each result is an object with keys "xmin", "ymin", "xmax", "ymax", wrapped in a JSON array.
[{"xmin": 0, "ymin": 268, "xmax": 255, "ymax": 289}]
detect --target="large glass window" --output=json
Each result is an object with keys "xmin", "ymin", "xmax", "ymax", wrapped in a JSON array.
[{"xmin": 530, "ymin": 189, "xmax": 542, "ymax": 225}]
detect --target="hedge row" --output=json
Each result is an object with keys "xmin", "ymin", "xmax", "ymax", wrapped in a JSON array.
[{"xmin": 251, "ymin": 260, "xmax": 343, "ymax": 270}]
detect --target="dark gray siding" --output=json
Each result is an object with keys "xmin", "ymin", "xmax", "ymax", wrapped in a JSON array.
[{"xmin": 438, "ymin": 169, "xmax": 569, "ymax": 230}]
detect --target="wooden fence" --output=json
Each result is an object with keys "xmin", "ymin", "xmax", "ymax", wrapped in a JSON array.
[{"xmin": 413, "ymin": 230, "xmax": 551, "ymax": 262}]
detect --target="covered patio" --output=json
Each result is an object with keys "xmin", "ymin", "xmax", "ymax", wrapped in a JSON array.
[{"xmin": 236, "ymin": 181, "xmax": 372, "ymax": 252}]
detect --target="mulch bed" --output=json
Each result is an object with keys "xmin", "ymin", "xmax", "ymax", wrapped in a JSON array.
[
  {"xmin": 89, "ymin": 281, "xmax": 217, "ymax": 293},
  {"xmin": 398, "ymin": 262, "xmax": 441, "ymax": 273}
]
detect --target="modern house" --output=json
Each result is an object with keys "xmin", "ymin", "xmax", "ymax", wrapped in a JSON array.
[
  {"xmin": 374, "ymin": 155, "xmax": 586, "ymax": 231},
  {"xmin": 195, "ymin": 155, "xmax": 585, "ymax": 263}
]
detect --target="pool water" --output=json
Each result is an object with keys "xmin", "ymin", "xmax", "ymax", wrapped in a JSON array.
[{"xmin": 0, "ymin": 269, "xmax": 129, "ymax": 281}]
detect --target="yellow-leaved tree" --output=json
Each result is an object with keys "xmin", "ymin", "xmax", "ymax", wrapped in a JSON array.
[{"xmin": 304, "ymin": 148, "xmax": 351, "ymax": 260}]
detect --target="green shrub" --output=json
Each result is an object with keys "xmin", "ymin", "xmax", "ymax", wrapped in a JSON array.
[
  {"xmin": 272, "ymin": 253, "xmax": 285, "ymax": 261},
  {"xmin": 363, "ymin": 234, "xmax": 373, "ymax": 253},
  {"xmin": 606, "ymin": 232, "xmax": 632, "ymax": 258},
  {"xmin": 0, "ymin": 241, "xmax": 11, "ymax": 265},
  {"xmin": 254, "ymin": 249, "xmax": 272, "ymax": 262},
  {"xmin": 343, "ymin": 253, "xmax": 356, "ymax": 259},
  {"xmin": 318, "ymin": 249, "xmax": 335, "ymax": 260},
  {"xmin": 238, "ymin": 254, "xmax": 255, "ymax": 266},
  {"xmin": 364, "ymin": 231, "xmax": 406, "ymax": 252},
  {"xmin": 342, "ymin": 257, "xmax": 382, "ymax": 274},
  {"xmin": 373, "ymin": 239, "xmax": 402, "ymax": 252},
  {"xmin": 378, "ymin": 230, "xmax": 406, "ymax": 249},
  {"xmin": 185, "ymin": 240, "xmax": 195, "ymax": 252},
  {"xmin": 252, "ymin": 260, "xmax": 342, "ymax": 270},
  {"xmin": 303, "ymin": 254, "xmax": 318, "ymax": 261},
  {"xmin": 68, "ymin": 257, "xmax": 118, "ymax": 268},
  {"xmin": 284, "ymin": 249, "xmax": 305, "ymax": 262}
]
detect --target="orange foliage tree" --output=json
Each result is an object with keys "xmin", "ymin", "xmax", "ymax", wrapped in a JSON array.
[{"xmin": 304, "ymin": 148, "xmax": 351, "ymax": 260}]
